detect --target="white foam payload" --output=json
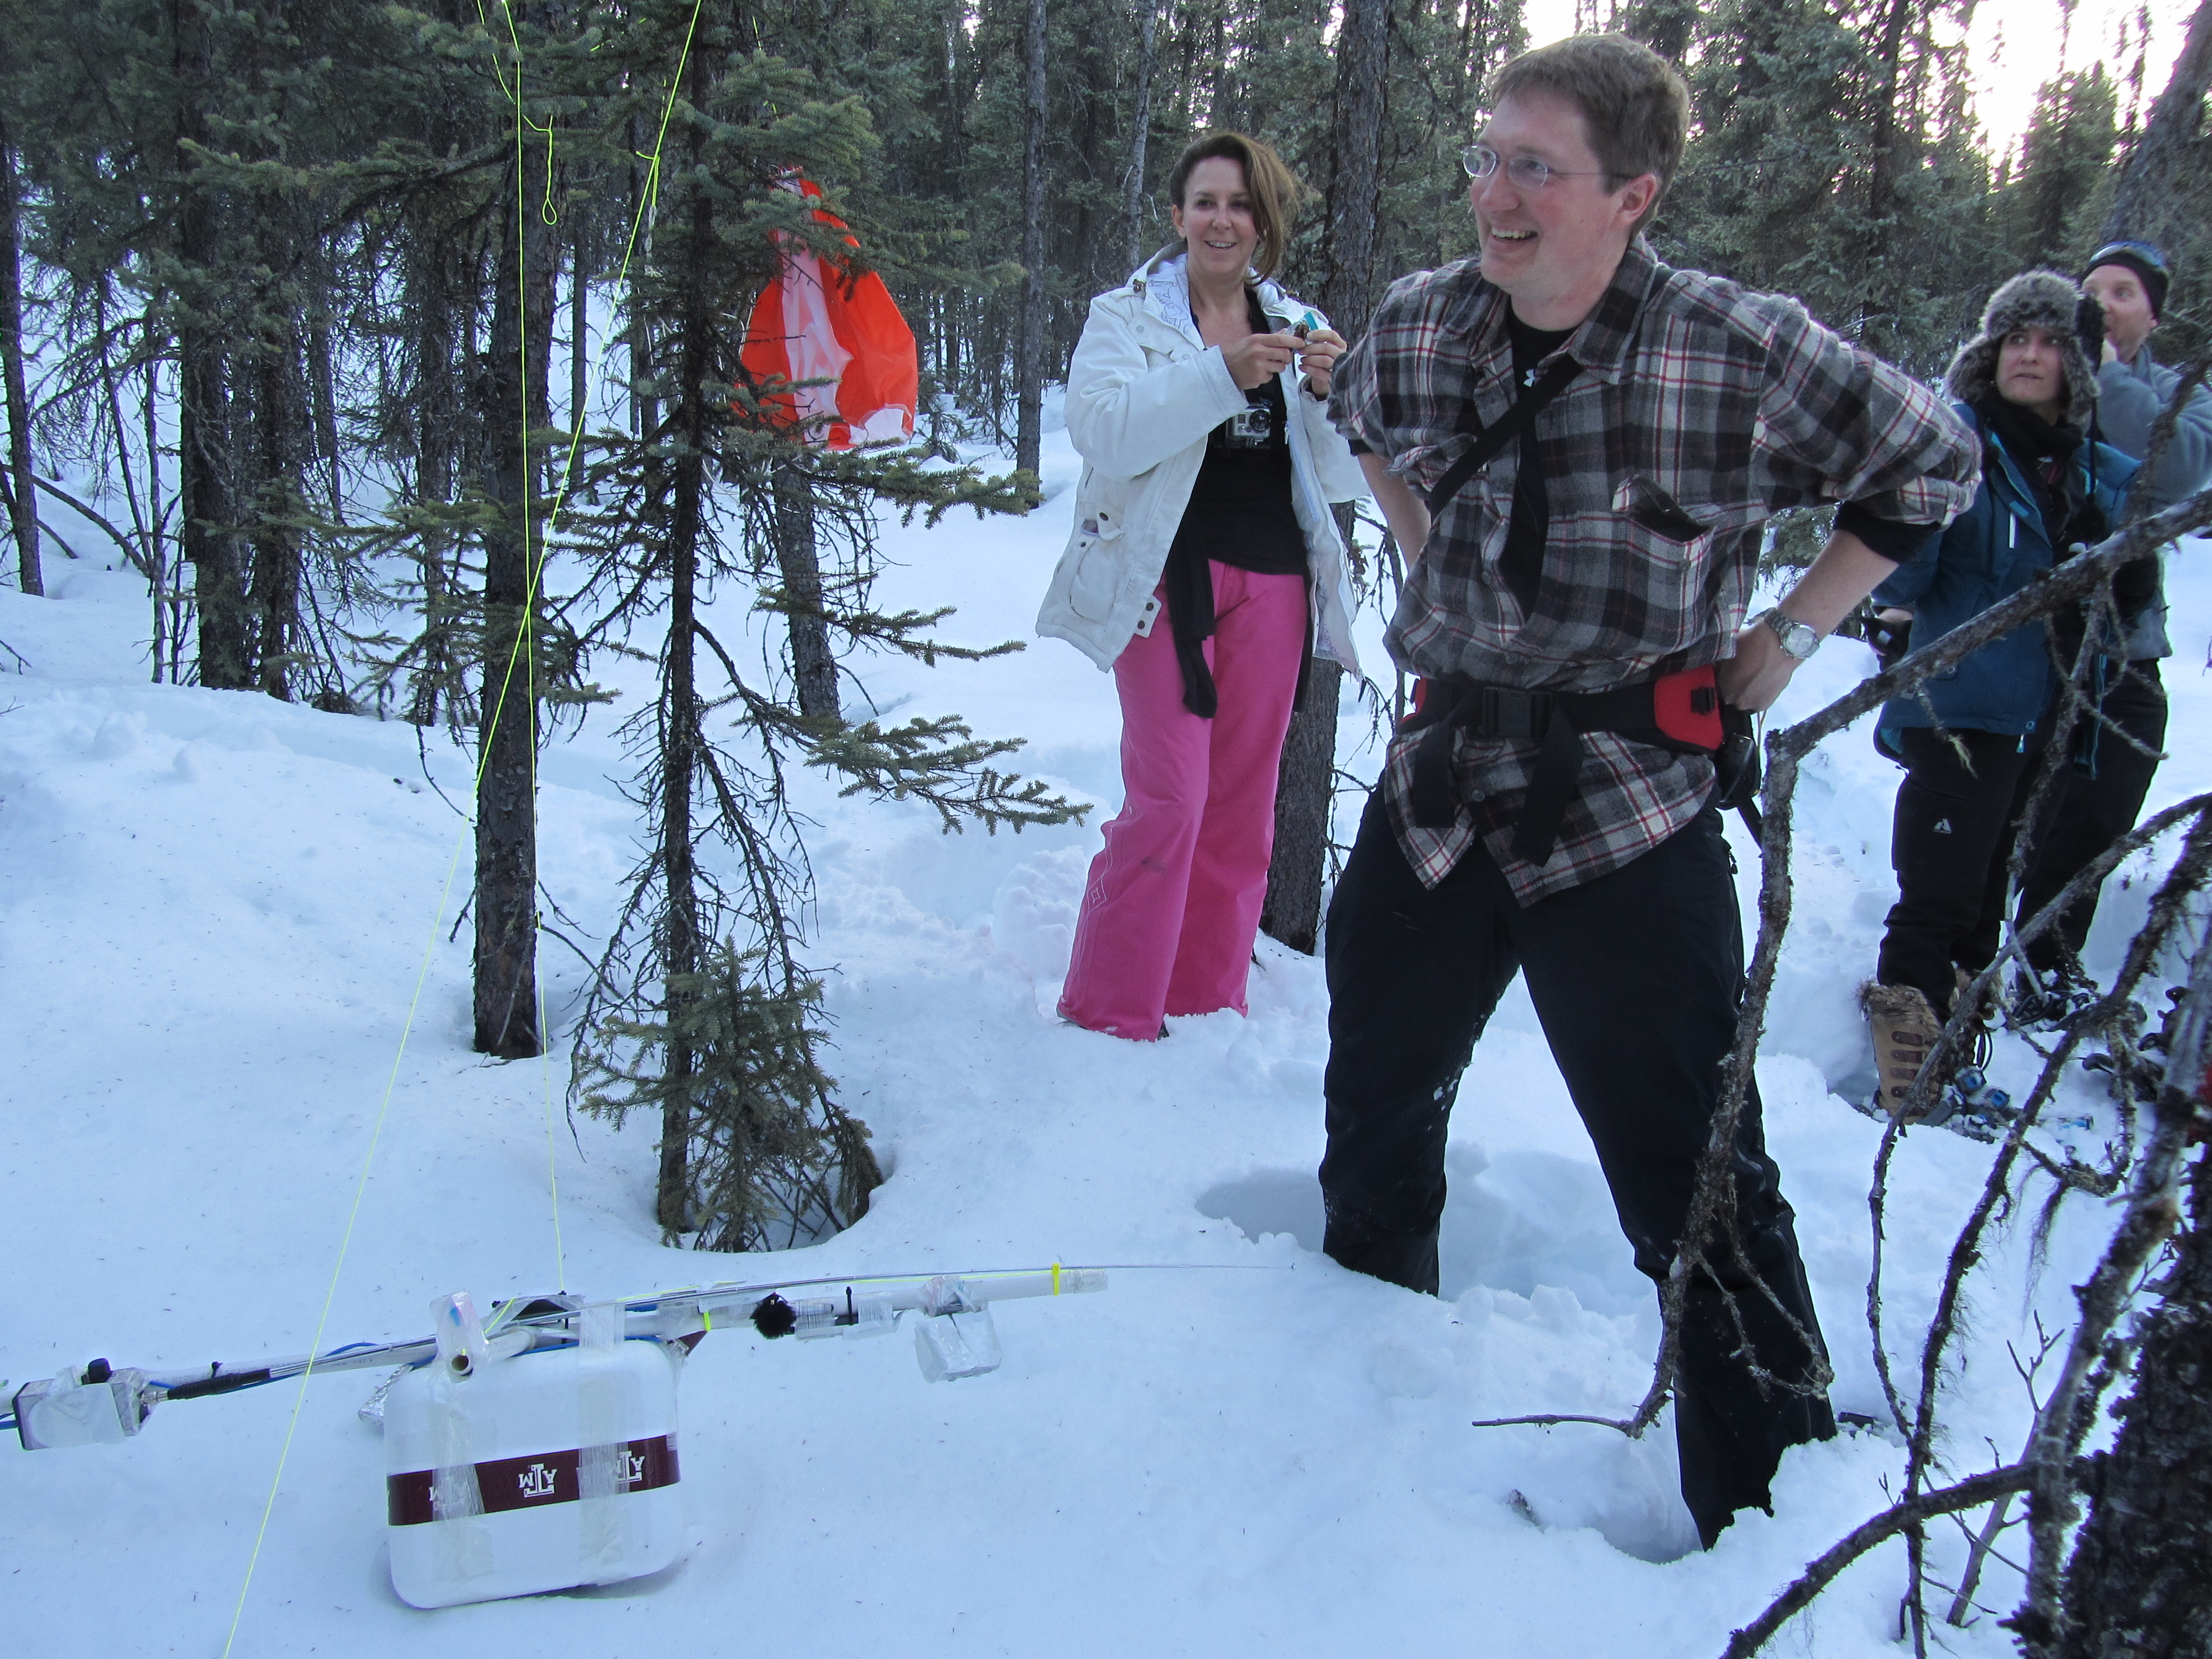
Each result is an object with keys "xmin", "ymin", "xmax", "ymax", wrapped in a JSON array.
[
  {"xmin": 12, "ymin": 1361, "xmax": 153, "ymax": 1449},
  {"xmin": 912, "ymin": 1274, "xmax": 1004, "ymax": 1382},
  {"xmin": 382, "ymin": 1293, "xmax": 684, "ymax": 1609}
]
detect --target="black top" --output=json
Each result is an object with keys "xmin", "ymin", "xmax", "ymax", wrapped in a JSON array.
[
  {"xmin": 1171, "ymin": 290, "xmax": 1307, "ymax": 577},
  {"xmin": 1499, "ymin": 308, "xmax": 1574, "ymax": 611},
  {"xmin": 1161, "ymin": 289, "xmax": 1310, "ymax": 717}
]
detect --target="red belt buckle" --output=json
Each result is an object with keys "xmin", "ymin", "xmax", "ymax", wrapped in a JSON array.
[{"xmin": 1652, "ymin": 664, "xmax": 1724, "ymax": 750}]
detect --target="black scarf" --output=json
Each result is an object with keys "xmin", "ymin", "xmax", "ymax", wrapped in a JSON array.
[{"xmin": 1974, "ymin": 391, "xmax": 2106, "ymax": 554}]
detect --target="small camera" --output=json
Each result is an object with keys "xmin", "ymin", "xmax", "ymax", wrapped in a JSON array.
[{"xmin": 1219, "ymin": 404, "xmax": 1274, "ymax": 449}]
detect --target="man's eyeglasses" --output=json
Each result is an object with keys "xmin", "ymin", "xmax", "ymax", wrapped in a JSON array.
[
  {"xmin": 1461, "ymin": 144, "xmax": 1617, "ymax": 190},
  {"xmin": 2085, "ymin": 239, "xmax": 2170, "ymax": 275}
]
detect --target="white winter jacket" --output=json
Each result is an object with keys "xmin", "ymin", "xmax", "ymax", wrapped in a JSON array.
[{"xmin": 1035, "ymin": 249, "xmax": 1370, "ymax": 677}]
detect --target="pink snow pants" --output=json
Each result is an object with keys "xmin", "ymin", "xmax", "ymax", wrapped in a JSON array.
[{"xmin": 1058, "ymin": 562, "xmax": 1308, "ymax": 1040}]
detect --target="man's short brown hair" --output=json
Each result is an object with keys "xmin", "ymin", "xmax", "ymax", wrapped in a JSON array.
[{"xmin": 1488, "ymin": 34, "xmax": 1691, "ymax": 232}]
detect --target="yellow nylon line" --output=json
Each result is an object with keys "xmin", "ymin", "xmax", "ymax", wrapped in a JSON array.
[
  {"xmin": 1052, "ymin": 1261, "xmax": 1061, "ymax": 1295},
  {"xmin": 541, "ymin": 0, "xmax": 702, "ymax": 533},
  {"xmin": 219, "ymin": 828, "xmax": 477, "ymax": 1657},
  {"xmin": 220, "ymin": 7, "xmax": 706, "ymax": 1648}
]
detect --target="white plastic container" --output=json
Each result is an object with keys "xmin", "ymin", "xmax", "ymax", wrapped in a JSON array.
[{"xmin": 382, "ymin": 1302, "xmax": 684, "ymax": 1609}]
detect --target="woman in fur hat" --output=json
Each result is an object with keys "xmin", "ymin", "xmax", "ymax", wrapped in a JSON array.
[{"xmin": 1863, "ymin": 270, "xmax": 2145, "ymax": 1120}]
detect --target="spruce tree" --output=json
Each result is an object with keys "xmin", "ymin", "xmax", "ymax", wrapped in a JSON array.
[{"xmin": 561, "ymin": 1, "xmax": 1079, "ymax": 1246}]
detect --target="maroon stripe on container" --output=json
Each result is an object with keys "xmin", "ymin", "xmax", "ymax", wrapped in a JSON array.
[{"xmin": 387, "ymin": 1436, "xmax": 679, "ymax": 1526}]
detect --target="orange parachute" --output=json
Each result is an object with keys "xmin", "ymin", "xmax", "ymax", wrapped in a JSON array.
[{"xmin": 738, "ymin": 175, "xmax": 917, "ymax": 450}]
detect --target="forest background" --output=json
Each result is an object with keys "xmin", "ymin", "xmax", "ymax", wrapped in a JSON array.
[{"xmin": 0, "ymin": 0, "xmax": 2207, "ymax": 1247}]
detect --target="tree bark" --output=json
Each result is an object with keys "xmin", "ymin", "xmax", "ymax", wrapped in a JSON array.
[
  {"xmin": 2051, "ymin": 999, "xmax": 2212, "ymax": 1656},
  {"xmin": 0, "ymin": 127, "xmax": 41, "ymax": 598},
  {"xmin": 653, "ymin": 82, "xmax": 723, "ymax": 1234},
  {"xmin": 2103, "ymin": 0, "xmax": 2212, "ymax": 246},
  {"xmin": 1123, "ymin": 1, "xmax": 1159, "ymax": 274},
  {"xmin": 772, "ymin": 458, "xmax": 838, "ymax": 718},
  {"xmin": 244, "ymin": 324, "xmax": 301, "ymax": 698},
  {"xmin": 1260, "ymin": 0, "xmax": 1389, "ymax": 956},
  {"xmin": 174, "ymin": 0, "xmax": 251, "ymax": 688},
  {"xmin": 244, "ymin": 206, "xmax": 304, "ymax": 700},
  {"xmin": 472, "ymin": 144, "xmax": 557, "ymax": 1061},
  {"xmin": 1015, "ymin": 0, "xmax": 1048, "ymax": 481}
]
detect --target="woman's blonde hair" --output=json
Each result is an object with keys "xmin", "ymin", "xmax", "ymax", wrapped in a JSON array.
[{"xmin": 1165, "ymin": 132, "xmax": 1304, "ymax": 280}]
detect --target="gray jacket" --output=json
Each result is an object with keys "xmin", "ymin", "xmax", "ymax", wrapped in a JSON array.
[{"xmin": 2096, "ymin": 344, "xmax": 2212, "ymax": 660}]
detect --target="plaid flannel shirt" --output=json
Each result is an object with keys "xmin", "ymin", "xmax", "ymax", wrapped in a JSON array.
[{"xmin": 1331, "ymin": 239, "xmax": 1978, "ymax": 901}]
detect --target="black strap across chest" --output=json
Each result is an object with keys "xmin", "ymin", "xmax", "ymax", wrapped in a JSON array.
[{"xmin": 1422, "ymin": 354, "xmax": 1582, "ymax": 519}]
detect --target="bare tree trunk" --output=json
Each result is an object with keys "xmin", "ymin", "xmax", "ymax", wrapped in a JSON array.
[
  {"xmin": 472, "ymin": 148, "xmax": 556, "ymax": 1061},
  {"xmin": 1123, "ymin": 1, "xmax": 1159, "ymax": 274},
  {"xmin": 408, "ymin": 225, "xmax": 457, "ymax": 727},
  {"xmin": 2103, "ymin": 0, "xmax": 2212, "ymax": 244},
  {"xmin": 2052, "ymin": 1162, "xmax": 2212, "ymax": 1655},
  {"xmin": 0, "ymin": 127, "xmax": 41, "ymax": 598},
  {"xmin": 174, "ymin": 0, "xmax": 251, "ymax": 689},
  {"xmin": 245, "ymin": 295, "xmax": 302, "ymax": 700},
  {"xmin": 653, "ymin": 98, "xmax": 723, "ymax": 1234},
  {"xmin": 1015, "ymin": 0, "xmax": 1048, "ymax": 482},
  {"xmin": 772, "ymin": 458, "xmax": 838, "ymax": 718},
  {"xmin": 2052, "ymin": 974, "xmax": 2212, "ymax": 1658},
  {"xmin": 1260, "ymin": 0, "xmax": 1390, "ymax": 956},
  {"xmin": 145, "ymin": 321, "xmax": 171, "ymax": 678}
]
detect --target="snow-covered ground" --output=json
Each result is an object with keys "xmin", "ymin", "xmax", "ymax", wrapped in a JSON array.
[{"xmin": 1, "ymin": 429, "xmax": 2205, "ymax": 1655}]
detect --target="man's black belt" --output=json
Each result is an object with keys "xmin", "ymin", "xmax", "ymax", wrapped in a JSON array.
[{"xmin": 1400, "ymin": 666, "xmax": 1756, "ymax": 865}]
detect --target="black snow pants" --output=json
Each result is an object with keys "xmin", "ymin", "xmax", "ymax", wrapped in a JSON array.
[
  {"xmin": 1876, "ymin": 726, "xmax": 2040, "ymax": 1016},
  {"xmin": 2016, "ymin": 662, "xmax": 2168, "ymax": 970},
  {"xmin": 1318, "ymin": 794, "xmax": 1834, "ymax": 1547}
]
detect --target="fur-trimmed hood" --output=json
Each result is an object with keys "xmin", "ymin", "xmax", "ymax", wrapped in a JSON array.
[{"xmin": 1944, "ymin": 270, "xmax": 2099, "ymax": 426}]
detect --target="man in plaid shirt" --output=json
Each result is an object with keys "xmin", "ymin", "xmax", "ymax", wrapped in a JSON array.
[{"xmin": 1320, "ymin": 34, "xmax": 1977, "ymax": 1547}]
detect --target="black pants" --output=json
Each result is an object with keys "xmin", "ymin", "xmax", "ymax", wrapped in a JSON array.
[
  {"xmin": 1877, "ymin": 727, "xmax": 2041, "ymax": 1016},
  {"xmin": 1319, "ymin": 795, "xmax": 1834, "ymax": 1546},
  {"xmin": 2016, "ymin": 663, "xmax": 2168, "ymax": 971}
]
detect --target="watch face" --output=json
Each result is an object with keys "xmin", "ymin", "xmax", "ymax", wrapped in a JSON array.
[{"xmin": 1768, "ymin": 612, "xmax": 1817, "ymax": 658}]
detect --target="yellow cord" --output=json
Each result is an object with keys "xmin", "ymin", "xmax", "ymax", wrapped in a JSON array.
[{"xmin": 220, "ymin": 7, "xmax": 705, "ymax": 1648}]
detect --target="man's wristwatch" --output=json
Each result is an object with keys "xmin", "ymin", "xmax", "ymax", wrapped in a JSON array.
[{"xmin": 1758, "ymin": 607, "xmax": 1822, "ymax": 661}]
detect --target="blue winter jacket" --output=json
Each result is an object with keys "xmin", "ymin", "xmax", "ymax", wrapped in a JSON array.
[{"xmin": 1875, "ymin": 402, "xmax": 2137, "ymax": 743}]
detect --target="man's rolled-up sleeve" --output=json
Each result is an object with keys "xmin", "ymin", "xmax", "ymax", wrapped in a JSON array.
[
  {"xmin": 1326, "ymin": 327, "xmax": 1390, "ymax": 460},
  {"xmin": 1751, "ymin": 294, "xmax": 1981, "ymax": 530}
]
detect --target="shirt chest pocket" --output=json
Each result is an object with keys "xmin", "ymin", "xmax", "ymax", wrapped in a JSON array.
[{"xmin": 1520, "ymin": 478, "xmax": 1762, "ymax": 659}]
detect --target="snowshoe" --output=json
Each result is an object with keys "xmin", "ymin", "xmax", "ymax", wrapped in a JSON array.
[
  {"xmin": 2082, "ymin": 1028, "xmax": 2166, "ymax": 1108},
  {"xmin": 2007, "ymin": 960, "xmax": 2099, "ymax": 1033}
]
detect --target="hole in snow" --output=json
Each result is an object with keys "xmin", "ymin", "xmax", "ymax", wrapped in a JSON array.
[{"xmin": 1198, "ymin": 1147, "xmax": 1647, "ymax": 1313}]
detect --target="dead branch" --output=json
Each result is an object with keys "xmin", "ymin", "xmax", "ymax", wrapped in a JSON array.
[{"xmin": 1719, "ymin": 1463, "xmax": 2036, "ymax": 1659}]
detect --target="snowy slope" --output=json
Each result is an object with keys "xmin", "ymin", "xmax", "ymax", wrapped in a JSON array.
[{"xmin": 1, "ymin": 437, "xmax": 2206, "ymax": 1656}]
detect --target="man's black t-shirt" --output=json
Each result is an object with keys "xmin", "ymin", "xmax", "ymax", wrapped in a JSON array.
[{"xmin": 1500, "ymin": 307, "xmax": 1574, "ymax": 610}]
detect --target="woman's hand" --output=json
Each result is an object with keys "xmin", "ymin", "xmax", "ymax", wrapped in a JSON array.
[
  {"xmin": 1297, "ymin": 327, "xmax": 1347, "ymax": 399},
  {"xmin": 1220, "ymin": 329, "xmax": 1302, "ymax": 390}
]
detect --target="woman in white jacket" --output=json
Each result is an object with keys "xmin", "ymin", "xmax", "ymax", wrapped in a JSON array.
[{"xmin": 1038, "ymin": 132, "xmax": 1369, "ymax": 1040}]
